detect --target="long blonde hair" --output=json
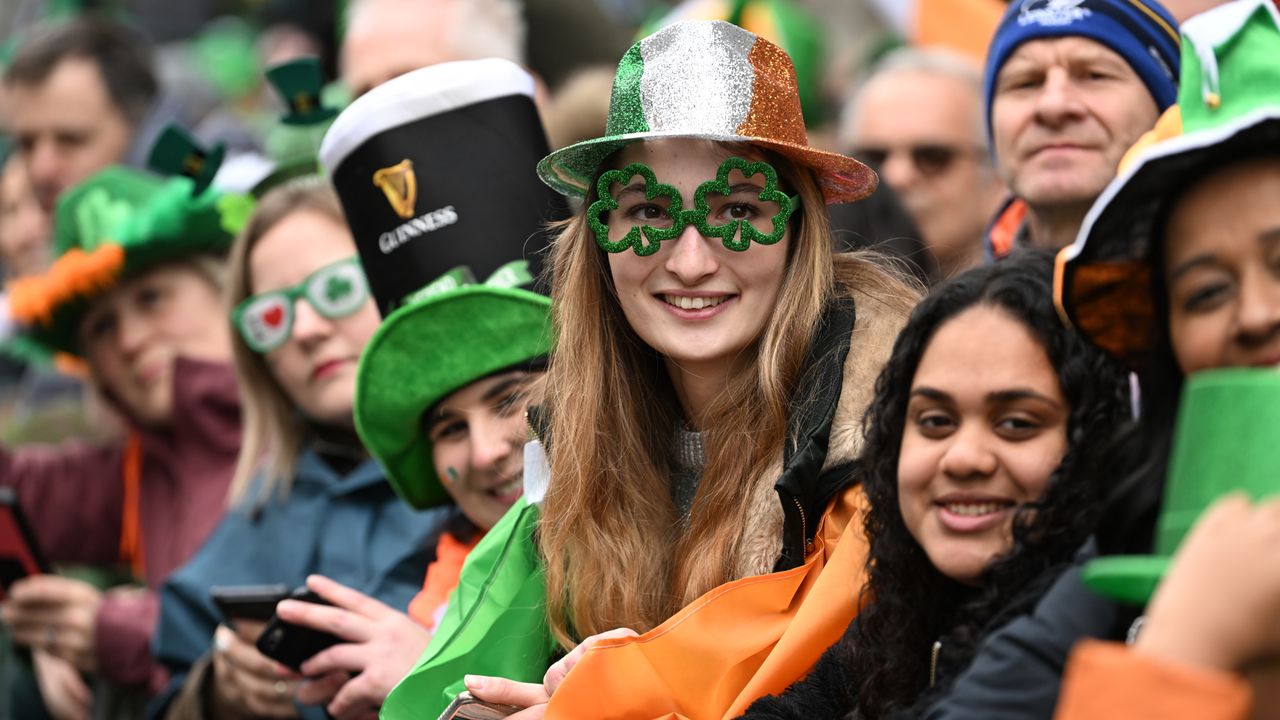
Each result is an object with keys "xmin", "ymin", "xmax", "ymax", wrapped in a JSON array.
[
  {"xmin": 539, "ymin": 142, "xmax": 917, "ymax": 647},
  {"xmin": 224, "ymin": 181, "xmax": 347, "ymax": 506}
]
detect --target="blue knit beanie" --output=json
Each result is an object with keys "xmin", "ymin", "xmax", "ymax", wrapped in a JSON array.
[{"xmin": 983, "ymin": 0, "xmax": 1181, "ymax": 137}]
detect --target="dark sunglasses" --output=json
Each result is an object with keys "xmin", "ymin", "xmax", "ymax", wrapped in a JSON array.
[{"xmin": 851, "ymin": 144, "xmax": 985, "ymax": 179}]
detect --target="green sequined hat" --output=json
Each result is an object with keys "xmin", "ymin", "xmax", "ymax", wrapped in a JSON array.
[
  {"xmin": 9, "ymin": 166, "xmax": 248, "ymax": 355},
  {"xmin": 537, "ymin": 19, "xmax": 875, "ymax": 205},
  {"xmin": 354, "ymin": 264, "xmax": 551, "ymax": 510},
  {"xmin": 1083, "ymin": 368, "xmax": 1280, "ymax": 605},
  {"xmin": 147, "ymin": 124, "xmax": 226, "ymax": 195},
  {"xmin": 1055, "ymin": 0, "xmax": 1280, "ymax": 369}
]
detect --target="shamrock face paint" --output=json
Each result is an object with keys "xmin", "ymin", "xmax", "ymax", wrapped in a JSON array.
[
  {"xmin": 234, "ymin": 256, "xmax": 369, "ymax": 353},
  {"xmin": 589, "ymin": 156, "xmax": 799, "ymax": 256}
]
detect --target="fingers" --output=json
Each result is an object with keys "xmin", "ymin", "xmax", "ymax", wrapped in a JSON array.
[
  {"xmin": 276, "ymin": 599, "xmax": 374, "ymax": 644},
  {"xmin": 543, "ymin": 628, "xmax": 639, "ymax": 694},
  {"xmin": 8, "ymin": 576, "xmax": 98, "ymax": 607},
  {"xmin": 300, "ymin": 641, "xmax": 368, "ymax": 676},
  {"xmin": 327, "ymin": 673, "xmax": 384, "ymax": 720},
  {"xmin": 465, "ymin": 675, "xmax": 550, "ymax": 708},
  {"xmin": 218, "ymin": 625, "xmax": 291, "ymax": 679},
  {"xmin": 296, "ymin": 670, "xmax": 346, "ymax": 706},
  {"xmin": 305, "ymin": 575, "xmax": 392, "ymax": 618}
]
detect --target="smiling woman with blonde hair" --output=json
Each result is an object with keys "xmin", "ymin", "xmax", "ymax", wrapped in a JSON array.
[{"xmin": 384, "ymin": 19, "xmax": 920, "ymax": 720}]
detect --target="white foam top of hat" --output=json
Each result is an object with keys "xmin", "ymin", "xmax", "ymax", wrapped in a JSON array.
[{"xmin": 319, "ymin": 58, "xmax": 535, "ymax": 176}]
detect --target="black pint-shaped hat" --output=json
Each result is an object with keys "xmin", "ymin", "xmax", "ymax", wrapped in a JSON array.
[{"xmin": 318, "ymin": 59, "xmax": 567, "ymax": 316}]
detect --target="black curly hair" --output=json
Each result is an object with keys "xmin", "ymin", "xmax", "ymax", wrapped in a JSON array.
[{"xmin": 835, "ymin": 250, "xmax": 1133, "ymax": 720}]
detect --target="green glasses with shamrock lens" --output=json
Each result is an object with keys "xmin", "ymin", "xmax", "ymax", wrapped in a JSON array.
[
  {"xmin": 233, "ymin": 256, "xmax": 369, "ymax": 353},
  {"xmin": 587, "ymin": 156, "xmax": 800, "ymax": 256}
]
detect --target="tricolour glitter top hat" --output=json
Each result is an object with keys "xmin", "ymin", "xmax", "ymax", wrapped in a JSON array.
[
  {"xmin": 319, "ymin": 58, "xmax": 567, "ymax": 317},
  {"xmin": 1083, "ymin": 368, "xmax": 1280, "ymax": 605},
  {"xmin": 7, "ymin": 167, "xmax": 247, "ymax": 355},
  {"xmin": 537, "ymin": 19, "xmax": 876, "ymax": 205},
  {"xmin": 1055, "ymin": 0, "xmax": 1280, "ymax": 369}
]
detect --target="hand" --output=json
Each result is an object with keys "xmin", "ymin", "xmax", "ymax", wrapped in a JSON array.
[
  {"xmin": 280, "ymin": 574, "xmax": 430, "ymax": 720},
  {"xmin": 465, "ymin": 628, "xmax": 640, "ymax": 719},
  {"xmin": 210, "ymin": 622, "xmax": 301, "ymax": 719},
  {"xmin": 1137, "ymin": 493, "xmax": 1280, "ymax": 671},
  {"xmin": 3, "ymin": 575, "xmax": 103, "ymax": 672},
  {"xmin": 31, "ymin": 648, "xmax": 91, "ymax": 720}
]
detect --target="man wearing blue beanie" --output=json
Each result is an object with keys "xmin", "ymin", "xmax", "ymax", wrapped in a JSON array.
[{"xmin": 981, "ymin": 0, "xmax": 1180, "ymax": 259}]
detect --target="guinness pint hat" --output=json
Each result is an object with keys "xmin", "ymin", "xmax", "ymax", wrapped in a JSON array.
[{"xmin": 318, "ymin": 58, "xmax": 567, "ymax": 316}]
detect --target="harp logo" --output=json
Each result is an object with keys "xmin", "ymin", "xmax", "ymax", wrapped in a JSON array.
[{"xmin": 373, "ymin": 159, "xmax": 418, "ymax": 220}]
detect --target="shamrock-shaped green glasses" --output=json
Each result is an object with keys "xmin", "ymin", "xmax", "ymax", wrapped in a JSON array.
[
  {"xmin": 233, "ymin": 256, "xmax": 369, "ymax": 353},
  {"xmin": 587, "ymin": 157, "xmax": 800, "ymax": 256}
]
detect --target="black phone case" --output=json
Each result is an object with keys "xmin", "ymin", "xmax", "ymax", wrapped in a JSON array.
[
  {"xmin": 255, "ymin": 588, "xmax": 341, "ymax": 671},
  {"xmin": 210, "ymin": 584, "xmax": 291, "ymax": 624}
]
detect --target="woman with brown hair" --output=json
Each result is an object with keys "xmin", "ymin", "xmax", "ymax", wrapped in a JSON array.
[
  {"xmin": 383, "ymin": 19, "xmax": 918, "ymax": 720},
  {"xmin": 149, "ymin": 180, "xmax": 442, "ymax": 720}
]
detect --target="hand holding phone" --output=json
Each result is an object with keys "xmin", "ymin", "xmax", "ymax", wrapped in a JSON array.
[
  {"xmin": 255, "ymin": 586, "xmax": 341, "ymax": 672},
  {"xmin": 437, "ymin": 691, "xmax": 521, "ymax": 720}
]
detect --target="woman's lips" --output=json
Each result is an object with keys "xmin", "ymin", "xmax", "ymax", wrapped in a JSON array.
[
  {"xmin": 655, "ymin": 293, "xmax": 737, "ymax": 320},
  {"xmin": 934, "ymin": 499, "xmax": 1016, "ymax": 533},
  {"xmin": 311, "ymin": 358, "xmax": 350, "ymax": 382}
]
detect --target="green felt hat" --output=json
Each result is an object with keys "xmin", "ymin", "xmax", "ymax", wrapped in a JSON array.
[
  {"xmin": 353, "ymin": 263, "xmax": 552, "ymax": 510},
  {"xmin": 253, "ymin": 57, "xmax": 342, "ymax": 198},
  {"xmin": 9, "ymin": 166, "xmax": 249, "ymax": 355},
  {"xmin": 1084, "ymin": 368, "xmax": 1280, "ymax": 605},
  {"xmin": 267, "ymin": 57, "xmax": 339, "ymax": 127},
  {"xmin": 1056, "ymin": 0, "xmax": 1280, "ymax": 369},
  {"xmin": 537, "ymin": 19, "xmax": 874, "ymax": 205},
  {"xmin": 147, "ymin": 124, "xmax": 226, "ymax": 196}
]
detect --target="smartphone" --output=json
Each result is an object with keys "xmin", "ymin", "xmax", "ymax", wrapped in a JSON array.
[
  {"xmin": 255, "ymin": 586, "xmax": 340, "ymax": 671},
  {"xmin": 210, "ymin": 584, "xmax": 291, "ymax": 625},
  {"xmin": 436, "ymin": 691, "xmax": 521, "ymax": 720},
  {"xmin": 0, "ymin": 487, "xmax": 49, "ymax": 600}
]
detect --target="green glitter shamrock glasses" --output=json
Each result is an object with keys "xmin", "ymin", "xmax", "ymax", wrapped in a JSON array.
[
  {"xmin": 588, "ymin": 157, "xmax": 800, "ymax": 256},
  {"xmin": 233, "ymin": 256, "xmax": 370, "ymax": 353}
]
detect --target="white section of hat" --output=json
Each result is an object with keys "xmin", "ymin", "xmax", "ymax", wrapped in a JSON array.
[{"xmin": 318, "ymin": 58, "xmax": 535, "ymax": 176}]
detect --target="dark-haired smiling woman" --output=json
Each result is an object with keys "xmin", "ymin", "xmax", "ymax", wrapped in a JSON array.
[{"xmin": 740, "ymin": 251, "xmax": 1130, "ymax": 719}]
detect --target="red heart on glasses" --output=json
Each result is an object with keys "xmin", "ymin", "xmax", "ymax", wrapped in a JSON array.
[{"xmin": 263, "ymin": 307, "xmax": 285, "ymax": 328}]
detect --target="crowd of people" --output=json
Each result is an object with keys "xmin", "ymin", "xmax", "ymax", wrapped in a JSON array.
[{"xmin": 0, "ymin": 0, "xmax": 1275, "ymax": 718}]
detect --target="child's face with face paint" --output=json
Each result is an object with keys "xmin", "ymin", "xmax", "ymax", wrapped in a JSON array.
[{"xmin": 425, "ymin": 371, "xmax": 543, "ymax": 530}]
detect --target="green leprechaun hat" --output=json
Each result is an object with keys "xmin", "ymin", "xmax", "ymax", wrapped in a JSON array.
[
  {"xmin": 8, "ymin": 166, "xmax": 249, "ymax": 355},
  {"xmin": 147, "ymin": 123, "xmax": 226, "ymax": 196},
  {"xmin": 639, "ymin": 0, "xmax": 826, "ymax": 125},
  {"xmin": 1083, "ymin": 369, "xmax": 1280, "ymax": 605},
  {"xmin": 537, "ymin": 19, "xmax": 875, "ymax": 205},
  {"xmin": 1055, "ymin": 0, "xmax": 1280, "ymax": 369},
  {"xmin": 354, "ymin": 262, "xmax": 551, "ymax": 510},
  {"xmin": 267, "ymin": 56, "xmax": 339, "ymax": 126},
  {"xmin": 253, "ymin": 57, "xmax": 342, "ymax": 198}
]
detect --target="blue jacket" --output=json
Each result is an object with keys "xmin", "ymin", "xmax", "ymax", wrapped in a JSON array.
[{"xmin": 148, "ymin": 447, "xmax": 446, "ymax": 718}]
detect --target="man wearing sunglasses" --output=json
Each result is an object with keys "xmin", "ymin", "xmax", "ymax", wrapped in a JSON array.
[
  {"xmin": 982, "ymin": 0, "xmax": 1180, "ymax": 259},
  {"xmin": 842, "ymin": 48, "xmax": 1007, "ymax": 280}
]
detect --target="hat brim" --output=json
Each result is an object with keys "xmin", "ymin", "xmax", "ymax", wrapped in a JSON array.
[
  {"xmin": 538, "ymin": 130, "xmax": 877, "ymax": 205},
  {"xmin": 354, "ymin": 286, "xmax": 552, "ymax": 510},
  {"xmin": 1081, "ymin": 555, "xmax": 1171, "ymax": 606},
  {"xmin": 1058, "ymin": 109, "xmax": 1280, "ymax": 368}
]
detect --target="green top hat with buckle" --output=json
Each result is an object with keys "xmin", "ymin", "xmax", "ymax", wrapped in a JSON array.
[
  {"xmin": 147, "ymin": 123, "xmax": 226, "ymax": 196},
  {"xmin": 253, "ymin": 57, "xmax": 342, "ymax": 198},
  {"xmin": 537, "ymin": 19, "xmax": 874, "ymax": 205},
  {"xmin": 1083, "ymin": 368, "xmax": 1280, "ymax": 605},
  {"xmin": 354, "ymin": 261, "xmax": 551, "ymax": 510},
  {"xmin": 9, "ymin": 166, "xmax": 249, "ymax": 355},
  {"xmin": 1056, "ymin": 0, "xmax": 1280, "ymax": 369}
]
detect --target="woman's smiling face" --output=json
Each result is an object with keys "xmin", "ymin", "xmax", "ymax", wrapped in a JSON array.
[
  {"xmin": 604, "ymin": 139, "xmax": 790, "ymax": 377},
  {"xmin": 897, "ymin": 305, "xmax": 1069, "ymax": 585}
]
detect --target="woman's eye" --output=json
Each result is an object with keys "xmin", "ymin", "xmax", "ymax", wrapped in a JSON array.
[
  {"xmin": 724, "ymin": 203, "xmax": 758, "ymax": 220},
  {"xmin": 1182, "ymin": 282, "xmax": 1231, "ymax": 313},
  {"xmin": 431, "ymin": 420, "xmax": 467, "ymax": 443},
  {"xmin": 85, "ymin": 314, "xmax": 116, "ymax": 341},
  {"xmin": 914, "ymin": 412, "xmax": 955, "ymax": 436},
  {"xmin": 495, "ymin": 389, "xmax": 528, "ymax": 416},
  {"xmin": 996, "ymin": 416, "xmax": 1041, "ymax": 437},
  {"xmin": 625, "ymin": 204, "xmax": 665, "ymax": 223}
]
